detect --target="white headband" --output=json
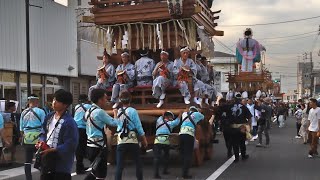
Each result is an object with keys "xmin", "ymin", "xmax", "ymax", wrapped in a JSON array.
[
  {"xmin": 28, "ymin": 96, "xmax": 39, "ymax": 100},
  {"xmin": 121, "ymin": 52, "xmax": 129, "ymax": 57},
  {"xmin": 180, "ymin": 47, "xmax": 190, "ymax": 52},
  {"xmin": 160, "ymin": 50, "xmax": 169, "ymax": 55}
]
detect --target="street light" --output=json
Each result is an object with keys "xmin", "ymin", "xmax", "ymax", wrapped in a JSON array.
[
  {"xmin": 25, "ymin": 0, "xmax": 42, "ymax": 97},
  {"xmin": 25, "ymin": 0, "xmax": 31, "ymax": 97}
]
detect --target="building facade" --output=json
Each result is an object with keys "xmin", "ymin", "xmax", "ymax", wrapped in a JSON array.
[
  {"xmin": 208, "ymin": 51, "xmax": 237, "ymax": 95},
  {"xmin": 297, "ymin": 62, "xmax": 313, "ymax": 99},
  {"xmin": 0, "ymin": 0, "xmax": 78, "ymax": 111},
  {"xmin": 283, "ymin": 90, "xmax": 298, "ymax": 103}
]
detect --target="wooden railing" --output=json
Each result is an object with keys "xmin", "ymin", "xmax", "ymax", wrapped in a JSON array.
[{"xmin": 87, "ymin": 0, "xmax": 223, "ymax": 36}]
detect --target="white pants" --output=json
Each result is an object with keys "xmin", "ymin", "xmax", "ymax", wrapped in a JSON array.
[
  {"xmin": 278, "ymin": 115, "xmax": 285, "ymax": 128},
  {"xmin": 241, "ymin": 51, "xmax": 253, "ymax": 72}
]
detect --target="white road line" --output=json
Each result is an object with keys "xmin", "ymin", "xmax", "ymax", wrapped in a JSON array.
[
  {"xmin": 0, "ymin": 166, "xmax": 38, "ymax": 180},
  {"xmin": 206, "ymin": 155, "xmax": 235, "ymax": 180}
]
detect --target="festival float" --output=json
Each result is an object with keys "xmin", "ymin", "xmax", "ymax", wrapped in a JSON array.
[
  {"xmin": 227, "ymin": 28, "xmax": 275, "ymax": 100},
  {"xmin": 84, "ymin": 0, "xmax": 224, "ymax": 165}
]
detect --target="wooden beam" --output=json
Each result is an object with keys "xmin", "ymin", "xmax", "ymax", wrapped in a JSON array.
[
  {"xmin": 215, "ymin": 30, "xmax": 224, "ymax": 36},
  {"xmin": 211, "ymin": 10, "xmax": 221, "ymax": 14},
  {"xmin": 93, "ymin": 3, "xmax": 167, "ymax": 14},
  {"xmin": 94, "ymin": 7, "xmax": 169, "ymax": 18}
]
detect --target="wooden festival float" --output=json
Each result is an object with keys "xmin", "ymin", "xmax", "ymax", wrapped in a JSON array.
[
  {"xmin": 227, "ymin": 70, "xmax": 274, "ymax": 97},
  {"xmin": 84, "ymin": 0, "xmax": 224, "ymax": 165},
  {"xmin": 226, "ymin": 28, "xmax": 277, "ymax": 99}
]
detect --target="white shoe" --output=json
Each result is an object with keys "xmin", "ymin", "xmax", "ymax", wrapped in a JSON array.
[
  {"xmin": 308, "ymin": 154, "xmax": 313, "ymax": 158},
  {"xmin": 253, "ymin": 135, "xmax": 258, "ymax": 140},
  {"xmin": 250, "ymin": 138, "xmax": 255, "ymax": 142},
  {"xmin": 156, "ymin": 100, "xmax": 164, "ymax": 108},
  {"xmin": 184, "ymin": 97, "xmax": 190, "ymax": 104},
  {"xmin": 295, "ymin": 136, "xmax": 302, "ymax": 139},
  {"xmin": 194, "ymin": 97, "xmax": 201, "ymax": 105},
  {"xmin": 256, "ymin": 143, "xmax": 263, "ymax": 147},
  {"xmin": 112, "ymin": 103, "xmax": 119, "ymax": 109},
  {"xmin": 245, "ymin": 141, "xmax": 249, "ymax": 145},
  {"xmin": 160, "ymin": 93, "xmax": 166, "ymax": 100}
]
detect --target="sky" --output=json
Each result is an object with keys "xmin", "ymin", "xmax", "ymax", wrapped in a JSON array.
[
  {"xmin": 212, "ymin": 0, "xmax": 320, "ymax": 93},
  {"xmin": 54, "ymin": 0, "xmax": 68, "ymax": 6}
]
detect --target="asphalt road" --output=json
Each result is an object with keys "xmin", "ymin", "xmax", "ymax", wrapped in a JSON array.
[{"xmin": 3, "ymin": 116, "xmax": 320, "ymax": 180}]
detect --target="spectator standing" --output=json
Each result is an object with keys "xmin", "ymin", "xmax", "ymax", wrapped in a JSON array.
[
  {"xmin": 299, "ymin": 104, "xmax": 310, "ymax": 144},
  {"xmin": 307, "ymin": 99, "xmax": 320, "ymax": 158},
  {"xmin": 37, "ymin": 89, "xmax": 78, "ymax": 180},
  {"xmin": 294, "ymin": 105, "xmax": 303, "ymax": 139}
]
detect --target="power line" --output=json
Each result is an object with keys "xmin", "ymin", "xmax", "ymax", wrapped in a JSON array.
[
  {"xmin": 219, "ymin": 15, "xmax": 320, "ymax": 27},
  {"xmin": 213, "ymin": 37, "xmax": 235, "ymax": 54},
  {"xmin": 257, "ymin": 30, "xmax": 318, "ymax": 40},
  {"xmin": 264, "ymin": 33, "xmax": 317, "ymax": 43}
]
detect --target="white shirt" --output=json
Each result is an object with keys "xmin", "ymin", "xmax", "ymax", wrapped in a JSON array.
[
  {"xmin": 247, "ymin": 104, "xmax": 257, "ymax": 126},
  {"xmin": 47, "ymin": 114, "xmax": 59, "ymax": 148},
  {"xmin": 308, "ymin": 107, "xmax": 320, "ymax": 132},
  {"xmin": 242, "ymin": 91, "xmax": 248, "ymax": 99}
]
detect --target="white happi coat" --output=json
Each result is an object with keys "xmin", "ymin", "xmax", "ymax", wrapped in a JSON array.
[
  {"xmin": 111, "ymin": 63, "xmax": 135, "ymax": 103},
  {"xmin": 226, "ymin": 91, "xmax": 234, "ymax": 101},
  {"xmin": 88, "ymin": 63, "xmax": 116, "ymax": 100},
  {"xmin": 172, "ymin": 58, "xmax": 204, "ymax": 98},
  {"xmin": 152, "ymin": 61, "xmax": 174, "ymax": 99},
  {"xmin": 135, "ymin": 56, "xmax": 155, "ymax": 86},
  {"xmin": 195, "ymin": 63, "xmax": 217, "ymax": 99},
  {"xmin": 247, "ymin": 104, "xmax": 257, "ymax": 126},
  {"xmin": 115, "ymin": 63, "xmax": 135, "ymax": 86}
]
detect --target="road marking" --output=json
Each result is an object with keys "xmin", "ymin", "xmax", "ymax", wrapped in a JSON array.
[
  {"xmin": 0, "ymin": 166, "xmax": 38, "ymax": 180},
  {"xmin": 206, "ymin": 155, "xmax": 235, "ymax": 180}
]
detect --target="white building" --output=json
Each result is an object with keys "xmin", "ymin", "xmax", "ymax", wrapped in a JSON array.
[
  {"xmin": 208, "ymin": 51, "xmax": 237, "ymax": 95},
  {"xmin": 283, "ymin": 90, "xmax": 298, "ymax": 103},
  {"xmin": 0, "ymin": 0, "xmax": 91, "ymax": 111}
]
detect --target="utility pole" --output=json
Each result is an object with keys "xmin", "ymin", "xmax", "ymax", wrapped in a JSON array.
[
  {"xmin": 25, "ymin": 0, "xmax": 42, "ymax": 97},
  {"xmin": 25, "ymin": 0, "xmax": 31, "ymax": 97},
  {"xmin": 280, "ymin": 74, "xmax": 282, "ymax": 93},
  {"xmin": 310, "ymin": 51, "xmax": 314, "ymax": 97}
]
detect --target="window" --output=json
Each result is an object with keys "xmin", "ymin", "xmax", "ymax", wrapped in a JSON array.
[
  {"xmin": 0, "ymin": 72, "xmax": 15, "ymax": 83},
  {"xmin": 31, "ymin": 75, "xmax": 42, "ymax": 84},
  {"xmin": 78, "ymin": 0, "xmax": 81, "ymax": 6},
  {"xmin": 3, "ymin": 86, "xmax": 17, "ymax": 101},
  {"xmin": 46, "ymin": 76, "xmax": 65, "ymax": 86}
]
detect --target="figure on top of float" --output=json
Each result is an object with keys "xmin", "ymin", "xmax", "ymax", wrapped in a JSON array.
[
  {"xmin": 236, "ymin": 28, "xmax": 261, "ymax": 72},
  {"xmin": 88, "ymin": 49, "xmax": 115, "ymax": 100}
]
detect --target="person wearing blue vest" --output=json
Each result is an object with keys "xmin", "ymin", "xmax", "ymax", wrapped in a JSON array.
[
  {"xmin": 73, "ymin": 94, "xmax": 92, "ymax": 174},
  {"xmin": 153, "ymin": 111, "xmax": 181, "ymax": 179},
  {"xmin": 115, "ymin": 90, "xmax": 148, "ymax": 180},
  {"xmin": 37, "ymin": 89, "xmax": 78, "ymax": 180},
  {"xmin": 179, "ymin": 106, "xmax": 204, "ymax": 179},
  {"xmin": 20, "ymin": 94, "xmax": 46, "ymax": 180},
  {"xmin": 84, "ymin": 89, "xmax": 119, "ymax": 180}
]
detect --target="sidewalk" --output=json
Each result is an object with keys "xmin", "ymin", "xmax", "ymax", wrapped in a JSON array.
[{"xmin": 0, "ymin": 145, "xmax": 25, "ymax": 171}]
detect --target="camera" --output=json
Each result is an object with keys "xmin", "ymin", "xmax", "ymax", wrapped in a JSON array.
[{"xmin": 34, "ymin": 142, "xmax": 50, "ymax": 170}]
